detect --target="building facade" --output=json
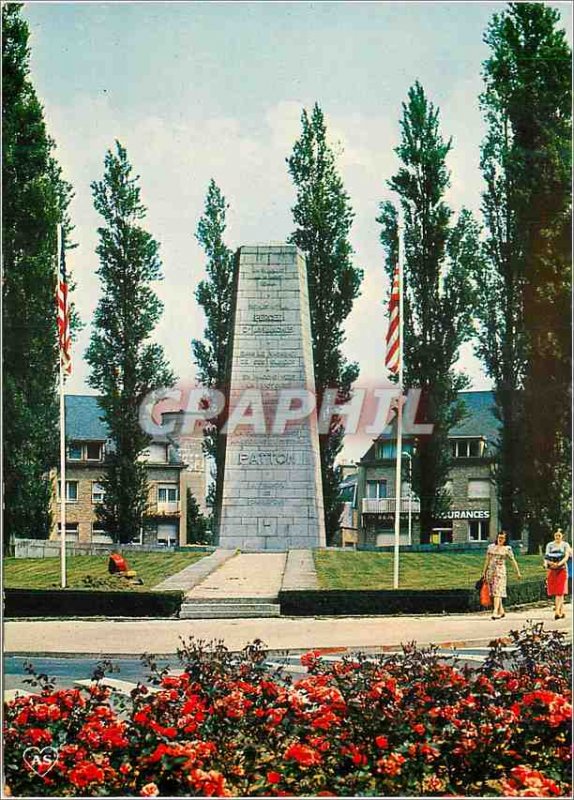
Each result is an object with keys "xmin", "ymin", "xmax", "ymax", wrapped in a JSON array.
[
  {"xmin": 356, "ymin": 391, "xmax": 501, "ymax": 548},
  {"xmin": 50, "ymin": 395, "xmax": 207, "ymax": 546}
]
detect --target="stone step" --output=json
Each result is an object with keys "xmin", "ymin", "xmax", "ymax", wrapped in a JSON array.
[
  {"xmin": 183, "ymin": 595, "xmax": 279, "ymax": 605},
  {"xmin": 179, "ymin": 602, "xmax": 281, "ymax": 619}
]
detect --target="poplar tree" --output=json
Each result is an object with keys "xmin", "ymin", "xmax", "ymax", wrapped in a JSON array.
[
  {"xmin": 287, "ymin": 104, "xmax": 363, "ymax": 542},
  {"xmin": 378, "ymin": 82, "xmax": 477, "ymax": 541},
  {"xmin": 2, "ymin": 3, "xmax": 73, "ymax": 551},
  {"xmin": 192, "ymin": 180, "xmax": 234, "ymax": 500},
  {"xmin": 475, "ymin": 3, "xmax": 571, "ymax": 550},
  {"xmin": 86, "ymin": 142, "xmax": 175, "ymax": 543}
]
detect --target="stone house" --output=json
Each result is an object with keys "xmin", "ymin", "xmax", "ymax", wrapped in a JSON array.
[
  {"xmin": 50, "ymin": 395, "xmax": 206, "ymax": 546},
  {"xmin": 356, "ymin": 391, "xmax": 502, "ymax": 548}
]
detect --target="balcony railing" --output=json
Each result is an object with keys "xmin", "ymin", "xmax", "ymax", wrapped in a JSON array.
[
  {"xmin": 362, "ymin": 497, "xmax": 420, "ymax": 514},
  {"xmin": 153, "ymin": 501, "xmax": 181, "ymax": 516}
]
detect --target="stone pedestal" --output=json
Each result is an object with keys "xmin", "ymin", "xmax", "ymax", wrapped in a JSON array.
[{"xmin": 218, "ymin": 245, "xmax": 326, "ymax": 551}]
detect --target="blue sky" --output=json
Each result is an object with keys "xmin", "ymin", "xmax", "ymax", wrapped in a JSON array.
[{"xmin": 23, "ymin": 1, "xmax": 572, "ymax": 460}]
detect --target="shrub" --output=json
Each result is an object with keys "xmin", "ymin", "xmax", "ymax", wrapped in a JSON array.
[
  {"xmin": 3, "ymin": 623, "xmax": 571, "ymax": 797},
  {"xmin": 280, "ymin": 578, "xmax": 548, "ymax": 616},
  {"xmin": 3, "ymin": 589, "xmax": 183, "ymax": 618}
]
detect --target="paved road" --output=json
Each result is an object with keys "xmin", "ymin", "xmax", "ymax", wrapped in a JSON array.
[
  {"xmin": 4, "ymin": 647, "xmax": 512, "ymax": 695},
  {"xmin": 4, "ymin": 606, "xmax": 569, "ymax": 658}
]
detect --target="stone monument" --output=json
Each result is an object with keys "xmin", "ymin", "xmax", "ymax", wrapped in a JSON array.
[{"xmin": 218, "ymin": 244, "xmax": 326, "ymax": 550}]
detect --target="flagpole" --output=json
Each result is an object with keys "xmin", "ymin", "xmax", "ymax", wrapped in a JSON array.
[
  {"xmin": 393, "ymin": 209, "xmax": 404, "ymax": 590},
  {"xmin": 57, "ymin": 224, "xmax": 67, "ymax": 589}
]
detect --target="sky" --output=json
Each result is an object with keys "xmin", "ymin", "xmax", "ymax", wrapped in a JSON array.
[{"xmin": 23, "ymin": 0, "xmax": 572, "ymax": 461}]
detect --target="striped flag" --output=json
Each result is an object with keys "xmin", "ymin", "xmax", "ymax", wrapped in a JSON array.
[
  {"xmin": 56, "ymin": 227, "xmax": 72, "ymax": 376},
  {"xmin": 385, "ymin": 261, "xmax": 400, "ymax": 375}
]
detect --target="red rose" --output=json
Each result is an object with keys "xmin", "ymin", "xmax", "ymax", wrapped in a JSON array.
[
  {"xmin": 69, "ymin": 762, "xmax": 105, "ymax": 789},
  {"xmin": 375, "ymin": 735, "xmax": 389, "ymax": 749},
  {"xmin": 284, "ymin": 743, "xmax": 322, "ymax": 767},
  {"xmin": 267, "ymin": 771, "xmax": 282, "ymax": 784}
]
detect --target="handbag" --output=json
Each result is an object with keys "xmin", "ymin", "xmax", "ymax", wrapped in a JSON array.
[
  {"xmin": 475, "ymin": 576, "xmax": 484, "ymax": 591},
  {"xmin": 479, "ymin": 580, "xmax": 492, "ymax": 608}
]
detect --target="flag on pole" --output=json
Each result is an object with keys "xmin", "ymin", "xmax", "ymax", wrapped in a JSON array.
[
  {"xmin": 57, "ymin": 231, "xmax": 72, "ymax": 376},
  {"xmin": 385, "ymin": 262, "xmax": 400, "ymax": 375}
]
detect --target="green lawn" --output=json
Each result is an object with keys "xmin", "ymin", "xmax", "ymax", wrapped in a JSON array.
[
  {"xmin": 314, "ymin": 550, "xmax": 545, "ymax": 590},
  {"xmin": 3, "ymin": 552, "xmax": 206, "ymax": 591}
]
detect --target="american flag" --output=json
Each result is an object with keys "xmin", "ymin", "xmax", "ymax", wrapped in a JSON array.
[
  {"xmin": 385, "ymin": 261, "xmax": 400, "ymax": 375},
  {"xmin": 56, "ymin": 226, "xmax": 72, "ymax": 376}
]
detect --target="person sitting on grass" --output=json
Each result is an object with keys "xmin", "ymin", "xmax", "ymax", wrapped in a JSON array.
[{"xmin": 108, "ymin": 550, "xmax": 143, "ymax": 584}]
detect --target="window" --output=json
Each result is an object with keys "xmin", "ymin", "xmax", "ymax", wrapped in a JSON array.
[
  {"xmin": 378, "ymin": 442, "xmax": 396, "ymax": 460},
  {"xmin": 366, "ymin": 480, "xmax": 387, "ymax": 499},
  {"xmin": 451, "ymin": 439, "xmax": 484, "ymax": 458},
  {"xmin": 158, "ymin": 486, "xmax": 179, "ymax": 503},
  {"xmin": 67, "ymin": 442, "xmax": 103, "ymax": 461},
  {"xmin": 92, "ymin": 482, "xmax": 106, "ymax": 503},
  {"xmin": 468, "ymin": 519, "xmax": 489, "ymax": 542},
  {"xmin": 68, "ymin": 442, "xmax": 82, "ymax": 460},
  {"xmin": 468, "ymin": 479, "xmax": 490, "ymax": 499},
  {"xmin": 92, "ymin": 523, "xmax": 112, "ymax": 542},
  {"xmin": 86, "ymin": 443, "xmax": 103, "ymax": 461},
  {"xmin": 57, "ymin": 522, "xmax": 79, "ymax": 538},
  {"xmin": 58, "ymin": 480, "xmax": 78, "ymax": 502},
  {"xmin": 433, "ymin": 528, "xmax": 453, "ymax": 544}
]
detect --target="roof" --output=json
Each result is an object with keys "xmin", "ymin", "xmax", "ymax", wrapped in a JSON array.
[
  {"xmin": 64, "ymin": 394, "xmax": 185, "ymax": 466},
  {"xmin": 359, "ymin": 390, "xmax": 500, "ymax": 463},
  {"xmin": 450, "ymin": 391, "xmax": 500, "ymax": 442},
  {"xmin": 65, "ymin": 395, "xmax": 109, "ymax": 441}
]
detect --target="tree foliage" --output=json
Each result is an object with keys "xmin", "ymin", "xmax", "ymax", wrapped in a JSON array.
[
  {"xmin": 378, "ymin": 82, "xmax": 478, "ymax": 541},
  {"xmin": 287, "ymin": 104, "xmax": 363, "ymax": 542},
  {"xmin": 476, "ymin": 3, "xmax": 571, "ymax": 549},
  {"xmin": 2, "ymin": 2, "xmax": 73, "ymax": 550},
  {"xmin": 186, "ymin": 488, "xmax": 211, "ymax": 545},
  {"xmin": 86, "ymin": 142, "xmax": 175, "ymax": 544},
  {"xmin": 192, "ymin": 180, "xmax": 234, "ymax": 511}
]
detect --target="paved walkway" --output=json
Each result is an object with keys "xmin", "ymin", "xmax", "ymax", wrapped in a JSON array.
[
  {"xmin": 282, "ymin": 549, "xmax": 318, "ymax": 590},
  {"xmin": 185, "ymin": 552, "xmax": 287, "ymax": 600},
  {"xmin": 4, "ymin": 607, "xmax": 569, "ymax": 657},
  {"xmin": 153, "ymin": 549, "xmax": 236, "ymax": 592}
]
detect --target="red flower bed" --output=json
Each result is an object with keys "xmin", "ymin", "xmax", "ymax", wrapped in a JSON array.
[{"xmin": 3, "ymin": 624, "xmax": 571, "ymax": 797}]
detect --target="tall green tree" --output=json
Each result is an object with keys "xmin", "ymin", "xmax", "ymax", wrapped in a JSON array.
[
  {"xmin": 378, "ymin": 82, "xmax": 477, "ymax": 541},
  {"xmin": 192, "ymin": 180, "xmax": 234, "ymax": 506},
  {"xmin": 86, "ymin": 142, "xmax": 175, "ymax": 543},
  {"xmin": 186, "ymin": 488, "xmax": 211, "ymax": 545},
  {"xmin": 475, "ymin": 3, "xmax": 571, "ymax": 550},
  {"xmin": 2, "ymin": 3, "xmax": 73, "ymax": 552},
  {"xmin": 287, "ymin": 103, "xmax": 363, "ymax": 542}
]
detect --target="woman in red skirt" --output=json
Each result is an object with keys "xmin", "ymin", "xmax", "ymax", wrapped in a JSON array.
[{"xmin": 544, "ymin": 528, "xmax": 572, "ymax": 620}]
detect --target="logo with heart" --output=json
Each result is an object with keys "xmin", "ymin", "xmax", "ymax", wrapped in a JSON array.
[{"xmin": 23, "ymin": 746, "xmax": 59, "ymax": 776}]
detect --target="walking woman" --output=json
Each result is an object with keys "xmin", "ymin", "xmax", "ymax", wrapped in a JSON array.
[
  {"xmin": 483, "ymin": 530, "xmax": 522, "ymax": 619},
  {"xmin": 544, "ymin": 528, "xmax": 572, "ymax": 620}
]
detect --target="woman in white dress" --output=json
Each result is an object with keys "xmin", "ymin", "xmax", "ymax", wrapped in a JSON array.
[{"xmin": 482, "ymin": 530, "xmax": 522, "ymax": 619}]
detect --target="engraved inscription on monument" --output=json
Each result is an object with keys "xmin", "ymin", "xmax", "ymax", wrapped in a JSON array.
[{"xmin": 218, "ymin": 244, "xmax": 326, "ymax": 551}]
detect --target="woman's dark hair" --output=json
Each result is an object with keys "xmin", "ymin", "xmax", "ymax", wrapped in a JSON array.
[{"xmin": 496, "ymin": 530, "xmax": 507, "ymax": 541}]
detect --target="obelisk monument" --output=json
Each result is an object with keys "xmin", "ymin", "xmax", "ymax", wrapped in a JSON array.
[{"xmin": 218, "ymin": 245, "xmax": 326, "ymax": 550}]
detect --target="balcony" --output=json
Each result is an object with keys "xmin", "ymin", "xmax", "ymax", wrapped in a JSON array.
[
  {"xmin": 151, "ymin": 500, "xmax": 181, "ymax": 517},
  {"xmin": 362, "ymin": 497, "xmax": 420, "ymax": 514}
]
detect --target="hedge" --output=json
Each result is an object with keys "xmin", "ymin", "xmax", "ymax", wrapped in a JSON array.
[
  {"xmin": 279, "ymin": 578, "xmax": 550, "ymax": 616},
  {"xmin": 3, "ymin": 588, "xmax": 184, "ymax": 618}
]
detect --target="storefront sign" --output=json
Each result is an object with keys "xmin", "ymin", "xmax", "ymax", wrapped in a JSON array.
[{"xmin": 443, "ymin": 509, "xmax": 490, "ymax": 520}]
